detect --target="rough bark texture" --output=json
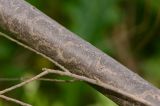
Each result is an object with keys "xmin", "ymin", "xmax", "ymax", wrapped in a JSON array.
[{"xmin": 0, "ymin": 0, "xmax": 160, "ymax": 105}]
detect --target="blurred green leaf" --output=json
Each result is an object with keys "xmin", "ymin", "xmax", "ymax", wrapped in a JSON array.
[{"xmin": 0, "ymin": 40, "xmax": 14, "ymax": 60}]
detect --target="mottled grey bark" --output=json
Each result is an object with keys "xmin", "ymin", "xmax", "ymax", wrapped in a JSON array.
[{"xmin": 0, "ymin": 0, "xmax": 159, "ymax": 106}]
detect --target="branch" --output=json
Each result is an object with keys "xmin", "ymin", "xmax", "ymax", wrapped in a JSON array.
[
  {"xmin": 0, "ymin": 68, "xmax": 151, "ymax": 105},
  {"xmin": 0, "ymin": 0, "xmax": 160, "ymax": 105},
  {"xmin": 43, "ymin": 68, "xmax": 152, "ymax": 106},
  {"xmin": 0, "ymin": 71, "xmax": 48, "ymax": 95},
  {"xmin": 0, "ymin": 69, "xmax": 79, "ymax": 106}
]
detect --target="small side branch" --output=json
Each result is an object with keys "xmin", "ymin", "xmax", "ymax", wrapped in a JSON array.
[
  {"xmin": 0, "ymin": 68, "xmax": 151, "ymax": 106},
  {"xmin": 0, "ymin": 71, "xmax": 49, "ymax": 95},
  {"xmin": 0, "ymin": 69, "xmax": 78, "ymax": 106},
  {"xmin": 42, "ymin": 68, "xmax": 151, "ymax": 106},
  {"xmin": 0, "ymin": 78, "xmax": 78, "ymax": 83}
]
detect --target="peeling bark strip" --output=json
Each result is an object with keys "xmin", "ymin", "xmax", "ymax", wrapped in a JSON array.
[{"xmin": 0, "ymin": 0, "xmax": 159, "ymax": 105}]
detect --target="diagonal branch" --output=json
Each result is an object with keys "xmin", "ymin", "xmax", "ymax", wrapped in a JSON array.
[{"xmin": 0, "ymin": 0, "xmax": 160, "ymax": 105}]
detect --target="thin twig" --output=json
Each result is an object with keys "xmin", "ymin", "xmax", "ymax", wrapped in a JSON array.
[
  {"xmin": 0, "ymin": 67, "xmax": 151, "ymax": 105},
  {"xmin": 0, "ymin": 71, "xmax": 49, "ymax": 95},
  {"xmin": 0, "ymin": 77, "xmax": 79, "ymax": 83},
  {"xmin": 43, "ymin": 68, "xmax": 152, "ymax": 106},
  {"xmin": 0, "ymin": 95, "xmax": 31, "ymax": 106},
  {"xmin": 37, "ymin": 78, "xmax": 79, "ymax": 83}
]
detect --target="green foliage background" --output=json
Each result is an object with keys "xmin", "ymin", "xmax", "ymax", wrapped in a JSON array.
[{"xmin": 0, "ymin": 0, "xmax": 160, "ymax": 106}]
